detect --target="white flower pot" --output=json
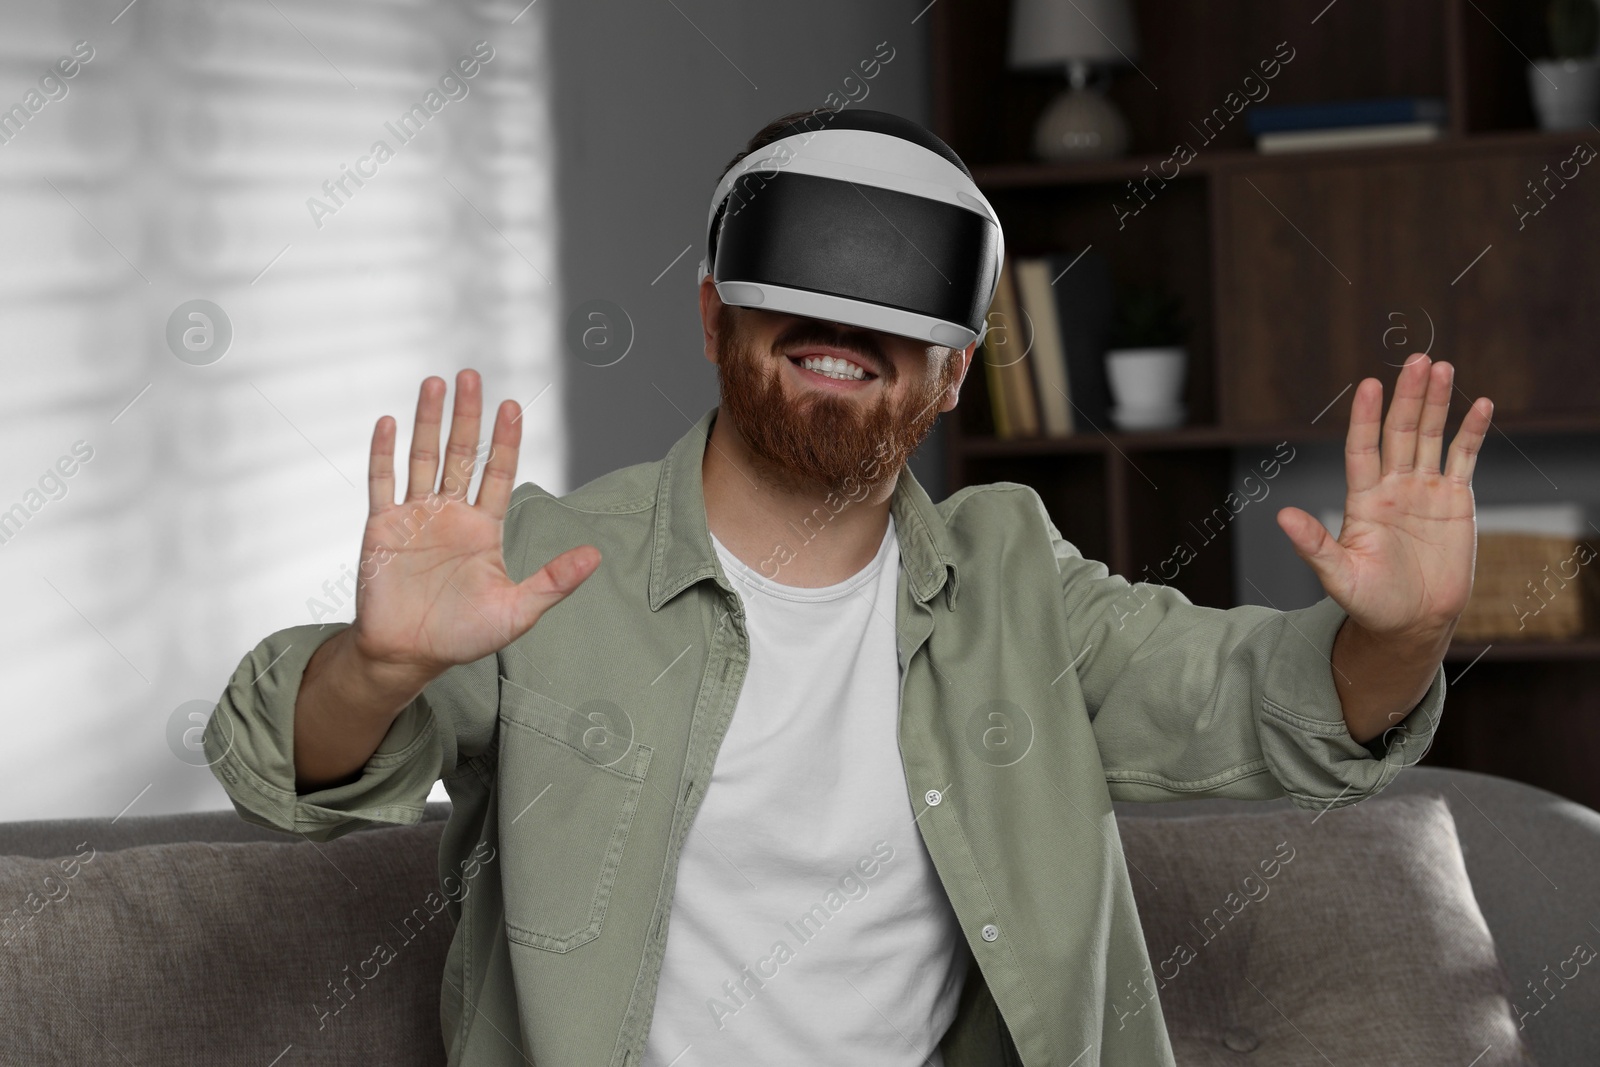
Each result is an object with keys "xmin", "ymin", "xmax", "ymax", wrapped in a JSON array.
[
  {"xmin": 1105, "ymin": 346, "xmax": 1187, "ymax": 431},
  {"xmin": 1529, "ymin": 58, "xmax": 1600, "ymax": 131}
]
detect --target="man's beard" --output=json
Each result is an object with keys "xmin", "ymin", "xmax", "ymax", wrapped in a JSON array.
[{"xmin": 713, "ymin": 305, "xmax": 961, "ymax": 497}]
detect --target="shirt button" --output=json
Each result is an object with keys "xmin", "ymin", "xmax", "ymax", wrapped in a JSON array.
[
  {"xmin": 924, "ymin": 789, "xmax": 942, "ymax": 807},
  {"xmin": 981, "ymin": 924, "xmax": 999, "ymax": 942}
]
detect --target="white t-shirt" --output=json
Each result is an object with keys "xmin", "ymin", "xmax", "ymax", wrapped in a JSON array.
[{"xmin": 641, "ymin": 514, "xmax": 967, "ymax": 1067}]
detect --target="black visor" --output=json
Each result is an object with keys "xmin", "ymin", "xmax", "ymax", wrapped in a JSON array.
[{"xmin": 711, "ymin": 170, "xmax": 1000, "ymax": 340}]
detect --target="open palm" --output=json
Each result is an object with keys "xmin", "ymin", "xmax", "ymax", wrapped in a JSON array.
[
  {"xmin": 1276, "ymin": 355, "xmax": 1493, "ymax": 643},
  {"xmin": 350, "ymin": 370, "xmax": 601, "ymax": 675}
]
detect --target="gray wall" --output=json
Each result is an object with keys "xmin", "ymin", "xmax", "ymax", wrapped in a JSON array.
[{"xmin": 549, "ymin": 0, "xmax": 944, "ymax": 497}]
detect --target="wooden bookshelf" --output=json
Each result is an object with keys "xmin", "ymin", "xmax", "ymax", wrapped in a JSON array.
[{"xmin": 932, "ymin": 0, "xmax": 1600, "ymax": 809}]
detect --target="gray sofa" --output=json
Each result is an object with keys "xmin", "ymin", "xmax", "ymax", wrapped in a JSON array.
[{"xmin": 1, "ymin": 767, "xmax": 1594, "ymax": 1065}]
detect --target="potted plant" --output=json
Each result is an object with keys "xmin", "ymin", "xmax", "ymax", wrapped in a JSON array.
[
  {"xmin": 1105, "ymin": 284, "xmax": 1189, "ymax": 431},
  {"xmin": 1529, "ymin": 0, "xmax": 1600, "ymax": 130}
]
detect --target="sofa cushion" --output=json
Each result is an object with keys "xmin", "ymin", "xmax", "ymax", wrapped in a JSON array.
[
  {"xmin": 0, "ymin": 819, "xmax": 459, "ymax": 1066},
  {"xmin": 1115, "ymin": 792, "xmax": 1536, "ymax": 1065}
]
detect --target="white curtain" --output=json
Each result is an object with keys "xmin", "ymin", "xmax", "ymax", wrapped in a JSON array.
[{"xmin": 0, "ymin": 0, "xmax": 562, "ymax": 819}]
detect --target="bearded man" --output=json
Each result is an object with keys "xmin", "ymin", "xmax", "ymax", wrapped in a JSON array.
[{"xmin": 208, "ymin": 110, "xmax": 1493, "ymax": 1067}]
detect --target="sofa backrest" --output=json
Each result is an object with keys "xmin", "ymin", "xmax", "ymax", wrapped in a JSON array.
[
  {"xmin": 0, "ymin": 804, "xmax": 457, "ymax": 1066},
  {"xmin": 1114, "ymin": 766, "xmax": 1600, "ymax": 1067},
  {"xmin": 0, "ymin": 801, "xmax": 453, "ymax": 859},
  {"xmin": 2, "ymin": 773, "xmax": 1594, "ymax": 1065}
]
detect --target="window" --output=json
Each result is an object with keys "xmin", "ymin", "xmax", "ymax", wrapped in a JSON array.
[{"xmin": 0, "ymin": 0, "xmax": 562, "ymax": 818}]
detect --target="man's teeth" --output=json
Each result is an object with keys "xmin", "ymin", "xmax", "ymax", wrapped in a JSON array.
[{"xmin": 799, "ymin": 355, "xmax": 867, "ymax": 381}]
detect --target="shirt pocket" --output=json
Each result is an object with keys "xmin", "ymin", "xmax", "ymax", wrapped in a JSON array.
[{"xmin": 496, "ymin": 679, "xmax": 653, "ymax": 953}]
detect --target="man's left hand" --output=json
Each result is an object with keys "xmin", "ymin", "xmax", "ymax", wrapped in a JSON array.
[{"xmin": 1278, "ymin": 354, "xmax": 1491, "ymax": 645}]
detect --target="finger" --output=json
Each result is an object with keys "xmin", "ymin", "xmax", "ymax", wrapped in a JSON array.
[
  {"xmin": 439, "ymin": 369, "xmax": 484, "ymax": 501},
  {"xmin": 1444, "ymin": 396, "xmax": 1493, "ymax": 485},
  {"xmin": 508, "ymin": 546, "xmax": 602, "ymax": 636},
  {"xmin": 368, "ymin": 415, "xmax": 396, "ymax": 515},
  {"xmin": 475, "ymin": 399, "xmax": 523, "ymax": 520},
  {"xmin": 1381, "ymin": 353, "xmax": 1431, "ymax": 476},
  {"xmin": 1414, "ymin": 360, "xmax": 1454, "ymax": 474},
  {"xmin": 405, "ymin": 376, "xmax": 446, "ymax": 503},
  {"xmin": 1276, "ymin": 506, "xmax": 1353, "ymax": 599},
  {"xmin": 1345, "ymin": 377, "xmax": 1383, "ymax": 494}
]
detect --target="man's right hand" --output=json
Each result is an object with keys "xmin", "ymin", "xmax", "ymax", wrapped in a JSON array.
[
  {"xmin": 290, "ymin": 369, "xmax": 598, "ymax": 793},
  {"xmin": 349, "ymin": 368, "xmax": 601, "ymax": 678}
]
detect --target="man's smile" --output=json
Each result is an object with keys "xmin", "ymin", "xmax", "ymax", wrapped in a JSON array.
[{"xmin": 783, "ymin": 344, "xmax": 882, "ymax": 390}]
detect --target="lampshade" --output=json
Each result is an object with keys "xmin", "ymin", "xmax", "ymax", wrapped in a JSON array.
[{"xmin": 1007, "ymin": 0, "xmax": 1140, "ymax": 69}]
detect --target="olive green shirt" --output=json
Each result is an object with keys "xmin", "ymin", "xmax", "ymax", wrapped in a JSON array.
[{"xmin": 204, "ymin": 406, "xmax": 1443, "ymax": 1066}]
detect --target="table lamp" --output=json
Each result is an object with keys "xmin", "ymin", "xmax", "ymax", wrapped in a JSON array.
[{"xmin": 1007, "ymin": 0, "xmax": 1140, "ymax": 161}]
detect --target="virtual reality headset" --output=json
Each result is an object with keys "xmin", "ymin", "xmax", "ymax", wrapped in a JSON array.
[{"xmin": 697, "ymin": 109, "xmax": 1005, "ymax": 351}]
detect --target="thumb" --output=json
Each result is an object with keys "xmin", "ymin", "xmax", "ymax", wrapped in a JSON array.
[
  {"xmin": 1276, "ymin": 507, "xmax": 1351, "ymax": 593},
  {"xmin": 509, "ymin": 545, "xmax": 601, "ymax": 632}
]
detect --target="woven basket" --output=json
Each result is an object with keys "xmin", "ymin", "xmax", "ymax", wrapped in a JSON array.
[{"xmin": 1455, "ymin": 532, "xmax": 1600, "ymax": 641}]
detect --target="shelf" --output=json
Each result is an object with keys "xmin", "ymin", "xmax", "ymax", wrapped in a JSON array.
[
  {"xmin": 935, "ymin": 0, "xmax": 1600, "ymax": 812},
  {"xmin": 1445, "ymin": 637, "xmax": 1600, "ymax": 663},
  {"xmin": 953, "ymin": 414, "xmax": 1600, "ymax": 458},
  {"xmin": 970, "ymin": 127, "xmax": 1596, "ymax": 191}
]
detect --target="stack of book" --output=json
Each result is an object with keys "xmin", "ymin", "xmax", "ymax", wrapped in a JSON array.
[
  {"xmin": 979, "ymin": 248, "xmax": 1114, "ymax": 438},
  {"xmin": 1247, "ymin": 96, "xmax": 1447, "ymax": 154}
]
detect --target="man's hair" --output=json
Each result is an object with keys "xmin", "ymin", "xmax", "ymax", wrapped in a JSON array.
[
  {"xmin": 716, "ymin": 107, "xmax": 843, "ymax": 184},
  {"xmin": 717, "ymin": 108, "xmax": 973, "ymax": 187}
]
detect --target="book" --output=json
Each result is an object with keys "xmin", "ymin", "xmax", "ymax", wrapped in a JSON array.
[
  {"xmin": 1256, "ymin": 121, "xmax": 1443, "ymax": 154},
  {"xmin": 1246, "ymin": 96, "xmax": 1447, "ymax": 136},
  {"xmin": 1013, "ymin": 257, "xmax": 1073, "ymax": 436},
  {"xmin": 989, "ymin": 261, "xmax": 1040, "ymax": 437},
  {"xmin": 1046, "ymin": 247, "xmax": 1114, "ymax": 433},
  {"xmin": 980, "ymin": 326, "xmax": 1012, "ymax": 437}
]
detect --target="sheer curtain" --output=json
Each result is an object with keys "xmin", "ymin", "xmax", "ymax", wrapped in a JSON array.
[{"xmin": 0, "ymin": 0, "xmax": 562, "ymax": 819}]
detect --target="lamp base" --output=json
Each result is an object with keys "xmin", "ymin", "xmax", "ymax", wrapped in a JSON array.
[{"xmin": 1033, "ymin": 75, "xmax": 1129, "ymax": 161}]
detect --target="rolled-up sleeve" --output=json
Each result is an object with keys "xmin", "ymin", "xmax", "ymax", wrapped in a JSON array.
[
  {"xmin": 1034, "ymin": 493, "xmax": 1445, "ymax": 811},
  {"xmin": 203, "ymin": 621, "xmax": 488, "ymax": 842},
  {"xmin": 1256, "ymin": 594, "xmax": 1444, "ymax": 806}
]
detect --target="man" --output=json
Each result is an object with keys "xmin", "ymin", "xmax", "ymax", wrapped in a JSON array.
[{"xmin": 207, "ymin": 109, "xmax": 1492, "ymax": 1066}]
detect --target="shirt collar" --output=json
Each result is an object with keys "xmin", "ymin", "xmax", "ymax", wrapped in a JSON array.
[{"xmin": 648, "ymin": 406, "xmax": 960, "ymax": 611}]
